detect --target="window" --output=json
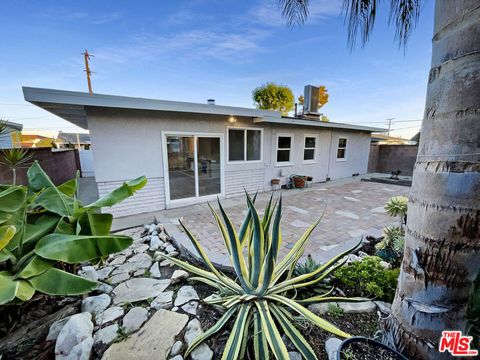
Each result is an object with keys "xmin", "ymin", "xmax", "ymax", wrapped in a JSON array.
[
  {"xmin": 228, "ymin": 128, "xmax": 262, "ymax": 162},
  {"xmin": 276, "ymin": 135, "xmax": 293, "ymax": 164},
  {"xmin": 337, "ymin": 138, "xmax": 347, "ymax": 160},
  {"xmin": 303, "ymin": 136, "xmax": 317, "ymax": 162}
]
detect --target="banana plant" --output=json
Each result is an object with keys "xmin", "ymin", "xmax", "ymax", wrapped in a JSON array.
[
  {"xmin": 161, "ymin": 193, "xmax": 366, "ymax": 360},
  {"xmin": 0, "ymin": 161, "xmax": 146, "ymax": 305}
]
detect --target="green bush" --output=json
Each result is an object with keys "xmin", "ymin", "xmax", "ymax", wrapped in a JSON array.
[
  {"xmin": 333, "ymin": 256, "xmax": 400, "ymax": 302},
  {"xmin": 0, "ymin": 161, "xmax": 146, "ymax": 305}
]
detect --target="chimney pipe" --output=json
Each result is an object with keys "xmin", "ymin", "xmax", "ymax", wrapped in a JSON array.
[{"xmin": 207, "ymin": 99, "xmax": 215, "ymax": 105}]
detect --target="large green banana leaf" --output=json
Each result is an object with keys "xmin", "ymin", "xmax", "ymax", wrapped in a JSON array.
[{"xmin": 27, "ymin": 268, "xmax": 97, "ymax": 296}]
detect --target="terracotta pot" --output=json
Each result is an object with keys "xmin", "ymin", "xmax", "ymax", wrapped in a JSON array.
[{"xmin": 271, "ymin": 179, "xmax": 280, "ymax": 185}]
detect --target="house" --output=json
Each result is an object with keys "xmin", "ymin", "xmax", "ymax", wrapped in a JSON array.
[
  {"xmin": 371, "ymin": 133, "xmax": 414, "ymax": 145},
  {"xmin": 56, "ymin": 131, "xmax": 91, "ymax": 150},
  {"xmin": 19, "ymin": 133, "xmax": 56, "ymax": 148},
  {"xmin": 0, "ymin": 121, "xmax": 22, "ymax": 148},
  {"xmin": 23, "ymin": 87, "xmax": 385, "ymax": 217}
]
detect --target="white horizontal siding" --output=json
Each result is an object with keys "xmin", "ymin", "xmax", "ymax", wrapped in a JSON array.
[
  {"xmin": 225, "ymin": 168, "xmax": 265, "ymax": 197},
  {"xmin": 97, "ymin": 177, "xmax": 165, "ymax": 217}
]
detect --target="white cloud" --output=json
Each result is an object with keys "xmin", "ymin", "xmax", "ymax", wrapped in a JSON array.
[{"xmin": 40, "ymin": 9, "xmax": 124, "ymax": 25}]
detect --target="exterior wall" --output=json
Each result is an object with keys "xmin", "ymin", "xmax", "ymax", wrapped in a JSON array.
[
  {"xmin": 327, "ymin": 131, "xmax": 371, "ymax": 179},
  {"xmin": 368, "ymin": 144, "xmax": 419, "ymax": 176},
  {"xmin": 87, "ymin": 108, "xmax": 372, "ymax": 217}
]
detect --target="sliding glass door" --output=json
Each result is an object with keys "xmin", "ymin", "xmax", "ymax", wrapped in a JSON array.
[{"xmin": 165, "ymin": 133, "xmax": 223, "ymax": 205}]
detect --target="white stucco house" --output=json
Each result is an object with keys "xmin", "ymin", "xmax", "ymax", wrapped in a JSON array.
[{"xmin": 23, "ymin": 87, "xmax": 384, "ymax": 217}]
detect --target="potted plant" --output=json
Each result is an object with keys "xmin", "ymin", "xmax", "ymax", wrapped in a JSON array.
[{"xmin": 337, "ymin": 337, "xmax": 408, "ymax": 360}]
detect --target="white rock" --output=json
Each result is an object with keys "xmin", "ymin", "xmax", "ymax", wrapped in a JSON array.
[
  {"xmin": 175, "ymin": 286, "xmax": 199, "ymax": 307},
  {"xmin": 171, "ymin": 270, "xmax": 189, "ymax": 284},
  {"xmin": 165, "ymin": 244, "xmax": 177, "ymax": 254},
  {"xmin": 170, "ymin": 356, "xmax": 183, "ymax": 360},
  {"xmin": 94, "ymin": 324, "xmax": 119, "ymax": 346},
  {"xmin": 148, "ymin": 224, "xmax": 156, "ymax": 234},
  {"xmin": 149, "ymin": 262, "xmax": 161, "ymax": 278},
  {"xmin": 379, "ymin": 260, "xmax": 392, "ymax": 269},
  {"xmin": 95, "ymin": 306, "xmax": 124, "ymax": 325},
  {"xmin": 97, "ymin": 282, "xmax": 114, "ymax": 294},
  {"xmin": 108, "ymin": 273, "xmax": 130, "ymax": 285},
  {"xmin": 120, "ymin": 249, "xmax": 133, "ymax": 258},
  {"xmin": 133, "ymin": 244, "xmax": 149, "ymax": 254},
  {"xmin": 46, "ymin": 316, "xmax": 72, "ymax": 341},
  {"xmin": 159, "ymin": 232, "xmax": 168, "ymax": 242},
  {"xmin": 151, "ymin": 230, "xmax": 158, "ymax": 236},
  {"xmin": 151, "ymin": 291, "xmax": 174, "ymax": 310},
  {"xmin": 358, "ymin": 251, "xmax": 369, "ymax": 258},
  {"xmin": 160, "ymin": 259, "xmax": 174, "ymax": 267},
  {"xmin": 289, "ymin": 352, "xmax": 302, "ymax": 360},
  {"xmin": 169, "ymin": 251, "xmax": 179, "ymax": 257},
  {"xmin": 184, "ymin": 319, "xmax": 213, "ymax": 360},
  {"xmin": 113, "ymin": 278, "xmax": 171, "ymax": 305},
  {"xmin": 181, "ymin": 301, "xmax": 198, "ymax": 315},
  {"xmin": 123, "ymin": 307, "xmax": 149, "ymax": 334},
  {"xmin": 156, "ymin": 224, "xmax": 165, "ymax": 233},
  {"xmin": 150, "ymin": 235, "xmax": 163, "ymax": 251},
  {"xmin": 325, "ymin": 337, "xmax": 342, "ymax": 360},
  {"xmin": 97, "ymin": 267, "xmax": 113, "ymax": 281},
  {"xmin": 78, "ymin": 266, "xmax": 98, "ymax": 282},
  {"xmin": 55, "ymin": 313, "xmax": 93, "ymax": 360},
  {"xmin": 109, "ymin": 255, "xmax": 126, "ymax": 266},
  {"xmin": 346, "ymin": 254, "xmax": 360, "ymax": 263},
  {"xmin": 81, "ymin": 294, "xmax": 111, "ymax": 316},
  {"xmin": 128, "ymin": 253, "xmax": 152, "ymax": 264},
  {"xmin": 172, "ymin": 307, "xmax": 179, "ymax": 312},
  {"xmin": 375, "ymin": 301, "xmax": 392, "ymax": 315},
  {"xmin": 170, "ymin": 340, "xmax": 183, "ymax": 356},
  {"xmin": 308, "ymin": 301, "xmax": 376, "ymax": 314},
  {"xmin": 134, "ymin": 269, "xmax": 146, "ymax": 276}
]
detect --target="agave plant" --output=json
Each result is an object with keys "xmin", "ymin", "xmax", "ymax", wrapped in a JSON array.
[
  {"xmin": 384, "ymin": 196, "xmax": 408, "ymax": 230},
  {"xmin": 0, "ymin": 161, "xmax": 146, "ymax": 305},
  {"xmin": 162, "ymin": 194, "xmax": 365, "ymax": 360}
]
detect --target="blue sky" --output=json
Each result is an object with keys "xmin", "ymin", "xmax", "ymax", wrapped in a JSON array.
[{"xmin": 0, "ymin": 0, "xmax": 434, "ymax": 137}]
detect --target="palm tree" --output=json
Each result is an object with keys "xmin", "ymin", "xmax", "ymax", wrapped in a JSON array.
[{"xmin": 279, "ymin": 1, "xmax": 480, "ymax": 359}]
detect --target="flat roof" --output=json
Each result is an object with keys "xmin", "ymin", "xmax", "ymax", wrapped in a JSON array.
[{"xmin": 23, "ymin": 87, "xmax": 386, "ymax": 132}]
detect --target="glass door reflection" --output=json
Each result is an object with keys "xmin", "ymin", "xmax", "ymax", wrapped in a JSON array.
[
  {"xmin": 197, "ymin": 137, "xmax": 221, "ymax": 197},
  {"xmin": 166, "ymin": 136, "xmax": 196, "ymax": 200}
]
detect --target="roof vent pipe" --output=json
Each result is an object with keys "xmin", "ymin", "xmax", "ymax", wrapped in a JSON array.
[{"xmin": 207, "ymin": 99, "xmax": 215, "ymax": 105}]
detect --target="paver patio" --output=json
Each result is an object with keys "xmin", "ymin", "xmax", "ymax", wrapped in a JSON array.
[{"xmin": 152, "ymin": 178, "xmax": 410, "ymax": 264}]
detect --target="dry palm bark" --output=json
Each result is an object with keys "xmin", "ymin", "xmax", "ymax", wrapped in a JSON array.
[{"xmin": 383, "ymin": 1, "xmax": 480, "ymax": 359}]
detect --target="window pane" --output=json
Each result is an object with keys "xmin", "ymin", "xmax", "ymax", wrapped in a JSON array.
[
  {"xmin": 229, "ymin": 129, "xmax": 244, "ymax": 161},
  {"xmin": 277, "ymin": 149, "xmax": 290, "ymax": 162},
  {"xmin": 304, "ymin": 149, "xmax": 315, "ymax": 160},
  {"xmin": 338, "ymin": 138, "xmax": 347, "ymax": 148},
  {"xmin": 246, "ymin": 130, "xmax": 261, "ymax": 161},
  {"xmin": 278, "ymin": 136, "xmax": 291, "ymax": 149},
  {"xmin": 337, "ymin": 148, "xmax": 346, "ymax": 159},
  {"xmin": 305, "ymin": 137, "xmax": 316, "ymax": 148}
]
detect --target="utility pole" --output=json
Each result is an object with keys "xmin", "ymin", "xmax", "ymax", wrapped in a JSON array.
[
  {"xmin": 82, "ymin": 49, "xmax": 94, "ymax": 95},
  {"xmin": 385, "ymin": 118, "xmax": 395, "ymax": 136}
]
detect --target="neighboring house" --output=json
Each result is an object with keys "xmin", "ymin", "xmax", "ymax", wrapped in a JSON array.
[
  {"xmin": 371, "ymin": 133, "xmax": 414, "ymax": 144},
  {"xmin": 0, "ymin": 121, "xmax": 22, "ymax": 148},
  {"xmin": 56, "ymin": 131, "xmax": 91, "ymax": 150},
  {"xmin": 20, "ymin": 133, "xmax": 55, "ymax": 148},
  {"xmin": 23, "ymin": 87, "xmax": 384, "ymax": 217}
]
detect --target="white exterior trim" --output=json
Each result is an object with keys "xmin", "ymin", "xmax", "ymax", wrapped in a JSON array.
[
  {"xmin": 275, "ymin": 133, "xmax": 294, "ymax": 167},
  {"xmin": 161, "ymin": 130, "xmax": 225, "ymax": 209},
  {"xmin": 226, "ymin": 126, "xmax": 264, "ymax": 164}
]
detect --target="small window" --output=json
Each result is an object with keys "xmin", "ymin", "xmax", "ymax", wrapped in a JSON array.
[
  {"xmin": 337, "ymin": 138, "xmax": 347, "ymax": 160},
  {"xmin": 303, "ymin": 136, "xmax": 317, "ymax": 162},
  {"xmin": 276, "ymin": 135, "xmax": 292, "ymax": 164},
  {"xmin": 228, "ymin": 128, "xmax": 262, "ymax": 162}
]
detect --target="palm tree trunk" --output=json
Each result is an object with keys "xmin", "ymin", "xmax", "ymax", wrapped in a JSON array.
[{"xmin": 383, "ymin": 1, "xmax": 480, "ymax": 359}]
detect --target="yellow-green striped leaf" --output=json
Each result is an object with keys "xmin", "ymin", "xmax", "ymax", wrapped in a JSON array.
[
  {"xmin": 221, "ymin": 303, "xmax": 252, "ymax": 360},
  {"xmin": 255, "ymin": 300, "xmax": 290, "ymax": 360}
]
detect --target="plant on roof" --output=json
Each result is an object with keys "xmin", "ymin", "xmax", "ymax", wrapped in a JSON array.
[
  {"xmin": 0, "ymin": 161, "xmax": 146, "ymax": 305},
  {"xmin": 161, "ymin": 193, "xmax": 366, "ymax": 360}
]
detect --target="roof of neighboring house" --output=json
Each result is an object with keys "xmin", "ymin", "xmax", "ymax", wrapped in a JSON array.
[
  {"xmin": 371, "ymin": 133, "xmax": 411, "ymax": 143},
  {"xmin": 20, "ymin": 134, "xmax": 55, "ymax": 148},
  {"xmin": 57, "ymin": 132, "xmax": 91, "ymax": 144},
  {"xmin": 23, "ymin": 86, "xmax": 386, "ymax": 133},
  {"xmin": 410, "ymin": 132, "xmax": 420, "ymax": 142},
  {"xmin": 1, "ymin": 120, "xmax": 23, "ymax": 131}
]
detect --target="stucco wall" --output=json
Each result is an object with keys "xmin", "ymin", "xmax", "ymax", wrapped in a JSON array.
[
  {"xmin": 368, "ymin": 144, "xmax": 419, "ymax": 176},
  {"xmin": 87, "ymin": 108, "xmax": 372, "ymax": 216}
]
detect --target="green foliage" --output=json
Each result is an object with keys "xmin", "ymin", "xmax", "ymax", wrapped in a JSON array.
[
  {"xmin": 375, "ymin": 226, "xmax": 404, "ymax": 265},
  {"xmin": 294, "ymin": 255, "xmax": 331, "ymax": 299},
  {"xmin": 0, "ymin": 161, "xmax": 146, "ymax": 305},
  {"xmin": 384, "ymin": 196, "xmax": 408, "ymax": 222},
  {"xmin": 327, "ymin": 303, "xmax": 344, "ymax": 318},
  {"xmin": 252, "ymin": 83, "xmax": 294, "ymax": 116},
  {"xmin": 162, "ymin": 194, "xmax": 367, "ymax": 360},
  {"xmin": 334, "ymin": 256, "xmax": 400, "ymax": 302}
]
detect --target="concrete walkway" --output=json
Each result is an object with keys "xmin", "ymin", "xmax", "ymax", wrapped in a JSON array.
[{"xmin": 112, "ymin": 175, "xmax": 409, "ymax": 265}]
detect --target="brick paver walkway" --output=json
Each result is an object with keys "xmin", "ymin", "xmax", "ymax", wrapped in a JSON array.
[{"xmin": 162, "ymin": 179, "xmax": 409, "ymax": 264}]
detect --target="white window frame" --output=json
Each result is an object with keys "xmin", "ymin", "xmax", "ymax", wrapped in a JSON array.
[
  {"xmin": 336, "ymin": 136, "xmax": 348, "ymax": 162},
  {"xmin": 275, "ymin": 133, "xmax": 294, "ymax": 166},
  {"xmin": 303, "ymin": 134, "xmax": 318, "ymax": 164},
  {"xmin": 227, "ymin": 127, "xmax": 263, "ymax": 164}
]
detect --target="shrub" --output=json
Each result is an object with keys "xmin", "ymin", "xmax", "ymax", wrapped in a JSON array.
[
  {"xmin": 0, "ymin": 161, "xmax": 146, "ymax": 305},
  {"xmin": 333, "ymin": 256, "xmax": 400, "ymax": 302},
  {"xmin": 162, "ymin": 194, "xmax": 365, "ymax": 359}
]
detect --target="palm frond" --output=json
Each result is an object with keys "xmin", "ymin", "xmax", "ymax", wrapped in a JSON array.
[
  {"xmin": 342, "ymin": 0, "xmax": 379, "ymax": 49},
  {"xmin": 278, "ymin": 0, "xmax": 310, "ymax": 26},
  {"xmin": 389, "ymin": 0, "xmax": 421, "ymax": 47}
]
